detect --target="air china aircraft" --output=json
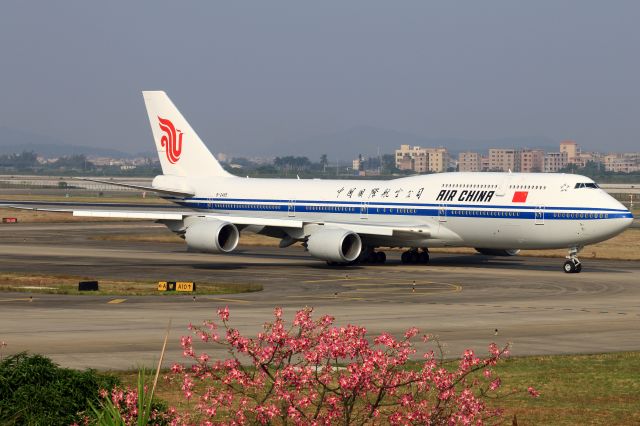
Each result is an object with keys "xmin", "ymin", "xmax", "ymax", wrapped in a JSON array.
[{"xmin": 24, "ymin": 92, "xmax": 635, "ymax": 273}]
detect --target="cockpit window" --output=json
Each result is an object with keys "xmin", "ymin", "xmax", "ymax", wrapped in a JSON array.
[{"xmin": 574, "ymin": 183, "xmax": 599, "ymax": 189}]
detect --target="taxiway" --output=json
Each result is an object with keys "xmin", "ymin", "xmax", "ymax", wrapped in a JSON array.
[{"xmin": 0, "ymin": 222, "xmax": 638, "ymax": 370}]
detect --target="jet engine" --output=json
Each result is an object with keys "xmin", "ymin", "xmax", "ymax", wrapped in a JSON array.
[
  {"xmin": 185, "ymin": 219, "xmax": 239, "ymax": 253},
  {"xmin": 306, "ymin": 228, "xmax": 362, "ymax": 263},
  {"xmin": 475, "ymin": 248, "xmax": 521, "ymax": 256}
]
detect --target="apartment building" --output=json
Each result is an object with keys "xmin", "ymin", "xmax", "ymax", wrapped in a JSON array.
[
  {"xmin": 488, "ymin": 148, "xmax": 519, "ymax": 172},
  {"xmin": 424, "ymin": 148, "xmax": 449, "ymax": 173},
  {"xmin": 560, "ymin": 140, "xmax": 580, "ymax": 163},
  {"xmin": 544, "ymin": 151, "xmax": 569, "ymax": 172},
  {"xmin": 603, "ymin": 153, "xmax": 640, "ymax": 173},
  {"xmin": 458, "ymin": 151, "xmax": 481, "ymax": 172},
  {"xmin": 519, "ymin": 149, "xmax": 545, "ymax": 172},
  {"xmin": 395, "ymin": 145, "xmax": 449, "ymax": 173}
]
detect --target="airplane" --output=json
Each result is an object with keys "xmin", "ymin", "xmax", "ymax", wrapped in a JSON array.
[{"xmin": 7, "ymin": 91, "xmax": 634, "ymax": 273}]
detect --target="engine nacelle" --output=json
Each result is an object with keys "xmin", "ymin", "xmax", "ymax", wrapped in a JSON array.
[
  {"xmin": 475, "ymin": 248, "xmax": 521, "ymax": 256},
  {"xmin": 306, "ymin": 228, "xmax": 362, "ymax": 263},
  {"xmin": 185, "ymin": 219, "xmax": 239, "ymax": 253}
]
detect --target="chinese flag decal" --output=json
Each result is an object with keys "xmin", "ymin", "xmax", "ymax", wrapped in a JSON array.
[{"xmin": 512, "ymin": 191, "xmax": 528, "ymax": 202}]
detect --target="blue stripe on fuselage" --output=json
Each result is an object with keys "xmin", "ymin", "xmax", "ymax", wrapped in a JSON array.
[
  {"xmin": 182, "ymin": 197, "xmax": 630, "ymax": 213},
  {"xmin": 173, "ymin": 199, "xmax": 632, "ymax": 220}
]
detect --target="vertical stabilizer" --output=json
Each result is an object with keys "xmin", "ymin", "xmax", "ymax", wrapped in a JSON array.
[{"xmin": 142, "ymin": 91, "xmax": 231, "ymax": 178}]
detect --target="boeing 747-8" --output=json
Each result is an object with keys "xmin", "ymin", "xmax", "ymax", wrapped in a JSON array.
[{"xmin": 10, "ymin": 92, "xmax": 634, "ymax": 273}]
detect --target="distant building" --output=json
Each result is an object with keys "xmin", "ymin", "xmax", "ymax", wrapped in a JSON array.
[
  {"xmin": 424, "ymin": 148, "xmax": 449, "ymax": 173},
  {"xmin": 480, "ymin": 155, "xmax": 490, "ymax": 172},
  {"xmin": 519, "ymin": 149, "xmax": 545, "ymax": 173},
  {"xmin": 396, "ymin": 140, "xmax": 638, "ymax": 176},
  {"xmin": 560, "ymin": 140, "xmax": 580, "ymax": 163},
  {"xmin": 458, "ymin": 151, "xmax": 481, "ymax": 172},
  {"xmin": 573, "ymin": 151, "xmax": 601, "ymax": 168},
  {"xmin": 394, "ymin": 145, "xmax": 449, "ymax": 173},
  {"xmin": 488, "ymin": 148, "xmax": 519, "ymax": 172},
  {"xmin": 352, "ymin": 155, "xmax": 363, "ymax": 172},
  {"xmin": 603, "ymin": 153, "xmax": 640, "ymax": 173},
  {"xmin": 395, "ymin": 145, "xmax": 422, "ymax": 171},
  {"xmin": 412, "ymin": 151, "xmax": 429, "ymax": 173},
  {"xmin": 544, "ymin": 151, "xmax": 568, "ymax": 172}
]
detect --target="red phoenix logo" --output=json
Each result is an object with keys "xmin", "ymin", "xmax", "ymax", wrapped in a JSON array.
[{"xmin": 157, "ymin": 116, "xmax": 183, "ymax": 164}]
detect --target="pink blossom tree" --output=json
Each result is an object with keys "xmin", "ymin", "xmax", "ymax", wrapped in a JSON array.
[{"xmin": 167, "ymin": 306, "xmax": 538, "ymax": 425}]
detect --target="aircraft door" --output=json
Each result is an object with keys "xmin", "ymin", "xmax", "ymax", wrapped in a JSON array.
[
  {"xmin": 534, "ymin": 205, "xmax": 545, "ymax": 225},
  {"xmin": 360, "ymin": 202, "xmax": 369, "ymax": 219},
  {"xmin": 288, "ymin": 200, "xmax": 296, "ymax": 217},
  {"xmin": 438, "ymin": 204, "xmax": 447, "ymax": 222}
]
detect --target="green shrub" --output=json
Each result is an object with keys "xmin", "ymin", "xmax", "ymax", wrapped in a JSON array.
[{"xmin": 0, "ymin": 352, "xmax": 120, "ymax": 425}]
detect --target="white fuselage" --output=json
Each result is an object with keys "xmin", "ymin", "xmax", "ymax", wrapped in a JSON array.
[{"xmin": 169, "ymin": 172, "xmax": 633, "ymax": 250}]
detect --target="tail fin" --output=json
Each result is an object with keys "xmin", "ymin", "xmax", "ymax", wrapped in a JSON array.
[{"xmin": 142, "ymin": 91, "xmax": 232, "ymax": 178}]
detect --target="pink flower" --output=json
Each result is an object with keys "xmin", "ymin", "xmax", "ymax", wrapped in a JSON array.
[
  {"xmin": 404, "ymin": 327, "xmax": 419, "ymax": 339},
  {"xmin": 274, "ymin": 306, "xmax": 283, "ymax": 319},
  {"xmin": 528, "ymin": 386, "xmax": 540, "ymax": 397},
  {"xmin": 217, "ymin": 305, "xmax": 230, "ymax": 321},
  {"xmin": 489, "ymin": 378, "xmax": 501, "ymax": 390}
]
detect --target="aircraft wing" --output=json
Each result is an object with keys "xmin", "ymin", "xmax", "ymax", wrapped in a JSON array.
[
  {"xmin": 71, "ymin": 211, "xmax": 427, "ymax": 236},
  {"xmin": 74, "ymin": 177, "xmax": 195, "ymax": 198},
  {"xmin": 1, "ymin": 200, "xmax": 432, "ymax": 237},
  {"xmin": 322, "ymin": 221, "xmax": 432, "ymax": 237}
]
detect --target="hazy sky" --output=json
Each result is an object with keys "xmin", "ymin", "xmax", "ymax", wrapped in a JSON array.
[{"xmin": 1, "ymin": 1, "xmax": 638, "ymax": 156}]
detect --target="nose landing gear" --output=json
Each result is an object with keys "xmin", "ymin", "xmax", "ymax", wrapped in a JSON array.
[{"xmin": 563, "ymin": 247, "xmax": 582, "ymax": 273}]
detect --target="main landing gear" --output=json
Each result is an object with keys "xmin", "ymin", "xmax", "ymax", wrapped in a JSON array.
[
  {"xmin": 359, "ymin": 247, "xmax": 387, "ymax": 264},
  {"xmin": 401, "ymin": 248, "xmax": 430, "ymax": 264},
  {"xmin": 563, "ymin": 246, "xmax": 582, "ymax": 273}
]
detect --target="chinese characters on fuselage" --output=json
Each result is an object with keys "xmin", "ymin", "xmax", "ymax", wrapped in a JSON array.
[{"xmin": 336, "ymin": 186, "xmax": 424, "ymax": 200}]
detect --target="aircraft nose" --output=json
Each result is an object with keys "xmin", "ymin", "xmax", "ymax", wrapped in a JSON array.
[
  {"xmin": 621, "ymin": 209, "xmax": 634, "ymax": 228},
  {"xmin": 616, "ymin": 203, "xmax": 634, "ymax": 231}
]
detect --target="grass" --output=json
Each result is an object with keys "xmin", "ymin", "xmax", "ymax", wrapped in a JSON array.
[
  {"xmin": 489, "ymin": 352, "xmax": 640, "ymax": 425},
  {"xmin": 0, "ymin": 273, "xmax": 262, "ymax": 296},
  {"xmin": 112, "ymin": 351, "xmax": 640, "ymax": 425}
]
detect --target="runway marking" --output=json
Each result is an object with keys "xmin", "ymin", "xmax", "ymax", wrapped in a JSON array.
[
  {"xmin": 286, "ymin": 295, "xmax": 364, "ymax": 301},
  {"xmin": 0, "ymin": 297, "xmax": 33, "ymax": 302},
  {"xmin": 204, "ymin": 297, "xmax": 250, "ymax": 304},
  {"xmin": 302, "ymin": 276, "xmax": 369, "ymax": 283},
  {"xmin": 339, "ymin": 280, "xmax": 462, "ymax": 296},
  {"xmin": 107, "ymin": 299, "xmax": 127, "ymax": 304}
]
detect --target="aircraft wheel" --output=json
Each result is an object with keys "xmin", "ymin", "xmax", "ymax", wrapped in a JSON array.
[
  {"xmin": 419, "ymin": 251, "xmax": 430, "ymax": 264},
  {"xmin": 563, "ymin": 260, "xmax": 576, "ymax": 273},
  {"xmin": 401, "ymin": 251, "xmax": 409, "ymax": 264},
  {"xmin": 409, "ymin": 251, "xmax": 420, "ymax": 263},
  {"xmin": 575, "ymin": 263, "xmax": 582, "ymax": 273},
  {"xmin": 375, "ymin": 251, "xmax": 386, "ymax": 264}
]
